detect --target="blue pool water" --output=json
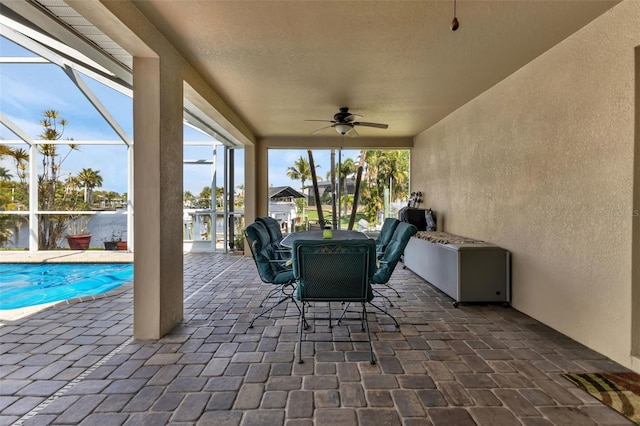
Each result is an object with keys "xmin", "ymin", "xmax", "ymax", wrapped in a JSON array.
[{"xmin": 0, "ymin": 263, "xmax": 134, "ymax": 310}]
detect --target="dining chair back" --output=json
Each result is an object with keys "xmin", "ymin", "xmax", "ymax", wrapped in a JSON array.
[
  {"xmin": 256, "ymin": 216, "xmax": 283, "ymax": 243},
  {"xmin": 373, "ymin": 221, "xmax": 418, "ymax": 284},
  {"xmin": 292, "ymin": 238, "xmax": 377, "ymax": 364},
  {"xmin": 375, "ymin": 217, "xmax": 400, "ymax": 259},
  {"xmin": 245, "ymin": 221, "xmax": 299, "ymax": 328},
  {"xmin": 369, "ymin": 221, "xmax": 418, "ymax": 326}
]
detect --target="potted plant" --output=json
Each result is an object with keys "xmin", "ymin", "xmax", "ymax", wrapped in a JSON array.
[
  {"xmin": 233, "ymin": 232, "xmax": 245, "ymax": 254},
  {"xmin": 103, "ymin": 230, "xmax": 120, "ymax": 250},
  {"xmin": 66, "ymin": 214, "xmax": 92, "ymax": 250},
  {"xmin": 104, "ymin": 230, "xmax": 127, "ymax": 250}
]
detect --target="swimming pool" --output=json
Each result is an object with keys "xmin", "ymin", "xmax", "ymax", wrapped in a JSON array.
[{"xmin": 0, "ymin": 263, "xmax": 134, "ymax": 310}]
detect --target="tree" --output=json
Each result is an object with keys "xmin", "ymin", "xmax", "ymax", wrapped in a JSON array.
[
  {"xmin": 360, "ymin": 150, "xmax": 410, "ymax": 222},
  {"xmin": 36, "ymin": 110, "xmax": 87, "ymax": 249},
  {"xmin": 0, "ymin": 150, "xmax": 19, "ymax": 247},
  {"xmin": 235, "ymin": 184, "xmax": 245, "ymax": 209},
  {"xmin": 183, "ymin": 190, "xmax": 195, "ymax": 207},
  {"xmin": 0, "ymin": 167, "xmax": 12, "ymax": 181},
  {"xmin": 106, "ymin": 191, "xmax": 121, "ymax": 206},
  {"xmin": 77, "ymin": 168, "xmax": 103, "ymax": 204},
  {"xmin": 10, "ymin": 147, "xmax": 28, "ymax": 184},
  {"xmin": 338, "ymin": 157, "xmax": 357, "ymax": 218},
  {"xmin": 199, "ymin": 186, "xmax": 212, "ymax": 208},
  {"xmin": 287, "ymin": 155, "xmax": 319, "ymax": 214},
  {"xmin": 286, "ymin": 156, "xmax": 316, "ymax": 194},
  {"xmin": 216, "ymin": 187, "xmax": 224, "ymax": 208}
]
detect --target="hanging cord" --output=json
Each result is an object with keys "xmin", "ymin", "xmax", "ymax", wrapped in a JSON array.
[{"xmin": 451, "ymin": 0, "xmax": 460, "ymax": 31}]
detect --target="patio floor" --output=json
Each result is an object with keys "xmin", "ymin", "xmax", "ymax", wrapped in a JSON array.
[{"xmin": 0, "ymin": 252, "xmax": 634, "ymax": 425}]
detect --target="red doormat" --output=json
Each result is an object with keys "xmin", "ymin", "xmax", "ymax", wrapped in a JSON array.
[{"xmin": 562, "ymin": 372, "xmax": 640, "ymax": 424}]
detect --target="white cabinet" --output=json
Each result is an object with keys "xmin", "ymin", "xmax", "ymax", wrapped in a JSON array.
[{"xmin": 404, "ymin": 236, "xmax": 510, "ymax": 307}]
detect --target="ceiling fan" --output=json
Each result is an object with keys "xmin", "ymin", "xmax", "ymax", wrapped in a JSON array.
[{"xmin": 306, "ymin": 107, "xmax": 389, "ymax": 135}]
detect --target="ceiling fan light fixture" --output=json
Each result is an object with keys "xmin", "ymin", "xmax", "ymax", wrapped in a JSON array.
[{"xmin": 335, "ymin": 124, "xmax": 353, "ymax": 135}]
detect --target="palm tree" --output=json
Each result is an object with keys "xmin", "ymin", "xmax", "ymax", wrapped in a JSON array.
[
  {"xmin": 0, "ymin": 167, "xmax": 12, "ymax": 181},
  {"xmin": 287, "ymin": 155, "xmax": 319, "ymax": 216},
  {"xmin": 286, "ymin": 156, "xmax": 316, "ymax": 194},
  {"xmin": 77, "ymin": 168, "xmax": 103, "ymax": 204},
  {"xmin": 9, "ymin": 147, "xmax": 29, "ymax": 183}
]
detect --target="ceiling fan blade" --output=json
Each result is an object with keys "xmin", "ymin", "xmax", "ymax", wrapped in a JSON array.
[
  {"xmin": 353, "ymin": 121, "xmax": 389, "ymax": 129},
  {"xmin": 305, "ymin": 119, "xmax": 335, "ymax": 123},
  {"xmin": 310, "ymin": 124, "xmax": 335, "ymax": 134},
  {"xmin": 348, "ymin": 127, "xmax": 359, "ymax": 137},
  {"xmin": 344, "ymin": 113, "xmax": 362, "ymax": 122}
]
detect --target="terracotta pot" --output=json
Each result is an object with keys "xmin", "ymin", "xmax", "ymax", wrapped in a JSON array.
[
  {"xmin": 67, "ymin": 234, "xmax": 92, "ymax": 250},
  {"xmin": 116, "ymin": 241, "xmax": 128, "ymax": 250}
]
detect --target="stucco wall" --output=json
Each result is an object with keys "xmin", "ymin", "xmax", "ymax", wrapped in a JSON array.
[{"xmin": 411, "ymin": 0, "xmax": 639, "ymax": 370}]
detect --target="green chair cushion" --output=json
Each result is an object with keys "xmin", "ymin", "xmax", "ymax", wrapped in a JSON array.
[
  {"xmin": 372, "ymin": 221, "xmax": 417, "ymax": 284},
  {"xmin": 246, "ymin": 222, "xmax": 294, "ymax": 284},
  {"xmin": 375, "ymin": 217, "xmax": 400, "ymax": 259}
]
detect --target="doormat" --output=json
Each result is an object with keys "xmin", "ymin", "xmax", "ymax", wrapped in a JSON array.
[{"xmin": 562, "ymin": 372, "xmax": 640, "ymax": 424}]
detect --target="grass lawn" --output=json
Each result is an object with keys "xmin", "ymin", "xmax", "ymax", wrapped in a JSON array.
[{"xmin": 302, "ymin": 207, "xmax": 369, "ymax": 228}]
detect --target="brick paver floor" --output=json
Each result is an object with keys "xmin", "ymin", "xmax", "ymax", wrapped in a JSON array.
[{"xmin": 0, "ymin": 253, "xmax": 634, "ymax": 425}]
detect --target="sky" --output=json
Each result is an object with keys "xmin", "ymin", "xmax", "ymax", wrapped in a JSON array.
[{"xmin": 0, "ymin": 36, "xmax": 361, "ymax": 196}]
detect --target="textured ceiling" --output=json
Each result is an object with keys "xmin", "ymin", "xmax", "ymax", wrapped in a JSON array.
[{"xmin": 110, "ymin": 1, "xmax": 621, "ymax": 138}]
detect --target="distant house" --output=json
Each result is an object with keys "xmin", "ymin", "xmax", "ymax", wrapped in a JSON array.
[
  {"xmin": 268, "ymin": 186, "xmax": 305, "ymax": 232},
  {"xmin": 268, "ymin": 186, "xmax": 305, "ymax": 201},
  {"xmin": 309, "ymin": 179, "xmax": 356, "ymax": 206}
]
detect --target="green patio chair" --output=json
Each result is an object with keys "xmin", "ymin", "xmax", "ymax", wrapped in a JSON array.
[
  {"xmin": 370, "ymin": 221, "xmax": 418, "ymax": 327},
  {"xmin": 256, "ymin": 216, "xmax": 290, "ymax": 261},
  {"xmin": 256, "ymin": 216, "xmax": 283, "ymax": 243},
  {"xmin": 373, "ymin": 217, "xmax": 401, "ymax": 302},
  {"xmin": 375, "ymin": 217, "xmax": 400, "ymax": 259},
  {"xmin": 245, "ymin": 221, "xmax": 300, "ymax": 328},
  {"xmin": 292, "ymin": 239, "xmax": 377, "ymax": 364}
]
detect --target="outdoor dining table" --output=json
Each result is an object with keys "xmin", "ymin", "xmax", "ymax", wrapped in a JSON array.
[{"xmin": 280, "ymin": 229, "xmax": 370, "ymax": 248}]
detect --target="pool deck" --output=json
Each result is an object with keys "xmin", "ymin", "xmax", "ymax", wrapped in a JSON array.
[
  {"xmin": 0, "ymin": 252, "xmax": 635, "ymax": 425},
  {"xmin": 0, "ymin": 250, "xmax": 133, "ymax": 263}
]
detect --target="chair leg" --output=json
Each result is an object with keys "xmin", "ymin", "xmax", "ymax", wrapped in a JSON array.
[
  {"xmin": 249, "ymin": 282, "xmax": 300, "ymax": 328},
  {"xmin": 298, "ymin": 302, "xmax": 306, "ymax": 364},
  {"xmin": 377, "ymin": 283, "xmax": 400, "ymax": 298},
  {"xmin": 373, "ymin": 288, "xmax": 394, "ymax": 307},
  {"xmin": 337, "ymin": 302, "xmax": 350, "ymax": 325},
  {"xmin": 257, "ymin": 286, "xmax": 279, "ymax": 307},
  {"xmin": 361, "ymin": 303, "xmax": 375, "ymax": 365},
  {"xmin": 368, "ymin": 301, "xmax": 400, "ymax": 328}
]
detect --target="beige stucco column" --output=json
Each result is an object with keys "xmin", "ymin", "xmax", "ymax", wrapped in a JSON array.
[
  {"xmin": 243, "ymin": 143, "xmax": 257, "ymax": 227},
  {"xmin": 133, "ymin": 57, "xmax": 184, "ymax": 339},
  {"xmin": 254, "ymin": 139, "xmax": 269, "ymax": 218}
]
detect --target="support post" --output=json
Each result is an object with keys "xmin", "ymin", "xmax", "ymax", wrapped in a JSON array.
[{"xmin": 133, "ymin": 56, "xmax": 184, "ymax": 339}]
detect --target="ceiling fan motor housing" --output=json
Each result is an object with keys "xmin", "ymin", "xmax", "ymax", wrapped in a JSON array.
[{"xmin": 334, "ymin": 107, "xmax": 353, "ymax": 123}]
